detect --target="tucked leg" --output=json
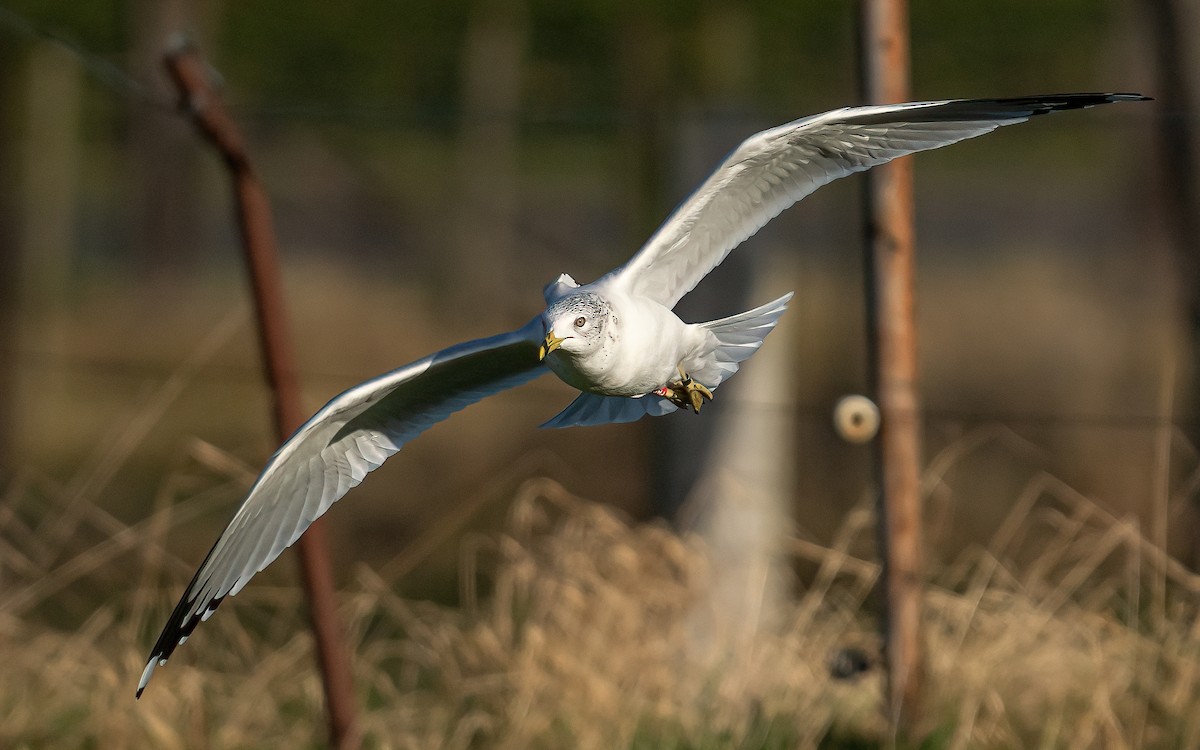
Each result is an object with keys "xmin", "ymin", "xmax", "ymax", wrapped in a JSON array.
[{"xmin": 654, "ymin": 366, "xmax": 714, "ymax": 414}]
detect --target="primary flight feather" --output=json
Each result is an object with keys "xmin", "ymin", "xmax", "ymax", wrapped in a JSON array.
[{"xmin": 138, "ymin": 92, "xmax": 1147, "ymax": 697}]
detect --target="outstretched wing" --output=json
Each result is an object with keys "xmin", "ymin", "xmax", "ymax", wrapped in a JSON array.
[
  {"xmin": 138, "ymin": 318, "xmax": 547, "ymax": 697},
  {"xmin": 607, "ymin": 93, "xmax": 1148, "ymax": 308}
]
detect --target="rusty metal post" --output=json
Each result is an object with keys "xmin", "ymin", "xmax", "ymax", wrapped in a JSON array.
[
  {"xmin": 164, "ymin": 45, "xmax": 360, "ymax": 749},
  {"xmin": 858, "ymin": 0, "xmax": 925, "ymax": 733}
]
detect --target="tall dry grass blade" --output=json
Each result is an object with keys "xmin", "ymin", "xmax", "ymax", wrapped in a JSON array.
[
  {"xmin": 1172, "ymin": 425, "xmax": 1199, "ymax": 465},
  {"xmin": 376, "ymin": 449, "xmax": 563, "ymax": 584},
  {"xmin": 9, "ymin": 467, "xmax": 1200, "ymax": 747},
  {"xmin": 921, "ymin": 425, "xmax": 1049, "ymax": 550},
  {"xmin": 791, "ymin": 503, "xmax": 876, "ymax": 636},
  {"xmin": 1020, "ymin": 485, "xmax": 1099, "ymax": 592},
  {"xmin": 48, "ymin": 472, "xmax": 199, "ymax": 571},
  {"xmin": 457, "ymin": 532, "xmax": 495, "ymax": 618},
  {"xmin": 34, "ymin": 307, "xmax": 244, "ymax": 565},
  {"xmin": 216, "ymin": 632, "xmax": 317, "ymax": 746},
  {"xmin": 1038, "ymin": 520, "xmax": 1131, "ymax": 617},
  {"xmin": 787, "ymin": 537, "xmax": 879, "ymax": 583},
  {"xmin": 943, "ymin": 549, "xmax": 1004, "ymax": 662},
  {"xmin": 183, "ymin": 437, "xmax": 258, "ymax": 485},
  {"xmin": 125, "ymin": 470, "xmax": 183, "ymax": 645},
  {"xmin": 1150, "ymin": 352, "xmax": 1175, "ymax": 627},
  {"xmin": 126, "ymin": 435, "xmax": 255, "ymax": 635},
  {"xmin": 921, "ymin": 424, "xmax": 1048, "ymax": 500},
  {"xmin": 0, "ymin": 484, "xmax": 228, "ymax": 615},
  {"xmin": 1043, "ymin": 473, "xmax": 1200, "ymax": 593},
  {"xmin": 1169, "ymin": 460, "xmax": 1200, "ymax": 522},
  {"xmin": 988, "ymin": 472, "xmax": 1052, "ymax": 559},
  {"xmin": 1, "ymin": 471, "xmax": 63, "ymax": 566}
]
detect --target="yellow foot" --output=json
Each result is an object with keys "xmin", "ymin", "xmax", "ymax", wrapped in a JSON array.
[{"xmin": 655, "ymin": 367, "xmax": 714, "ymax": 414}]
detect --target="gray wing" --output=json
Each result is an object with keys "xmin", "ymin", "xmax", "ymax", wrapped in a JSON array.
[
  {"xmin": 138, "ymin": 317, "xmax": 547, "ymax": 697},
  {"xmin": 607, "ymin": 93, "xmax": 1148, "ymax": 308},
  {"xmin": 539, "ymin": 391, "xmax": 678, "ymax": 429}
]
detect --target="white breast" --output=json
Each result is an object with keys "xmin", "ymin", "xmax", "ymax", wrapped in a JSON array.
[{"xmin": 569, "ymin": 293, "xmax": 700, "ymax": 397}]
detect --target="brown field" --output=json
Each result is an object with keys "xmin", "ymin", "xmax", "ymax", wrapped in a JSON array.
[
  {"xmin": 4, "ymin": 235, "xmax": 1195, "ymax": 747},
  {"xmin": 5, "ymin": 418, "xmax": 1200, "ymax": 748}
]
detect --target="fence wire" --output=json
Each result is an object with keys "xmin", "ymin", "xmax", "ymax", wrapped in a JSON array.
[
  {"xmin": 1, "ymin": 4, "xmax": 1193, "ymax": 438},
  {"xmin": 0, "ymin": 6, "xmax": 175, "ymax": 112}
]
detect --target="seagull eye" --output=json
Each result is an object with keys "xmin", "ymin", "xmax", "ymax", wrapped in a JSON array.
[{"xmin": 574, "ymin": 316, "xmax": 587, "ymax": 328}]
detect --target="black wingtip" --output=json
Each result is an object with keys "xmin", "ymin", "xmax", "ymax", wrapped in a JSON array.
[
  {"xmin": 137, "ymin": 532, "xmax": 232, "ymax": 696},
  {"xmin": 137, "ymin": 592, "xmax": 225, "ymax": 697},
  {"xmin": 1020, "ymin": 92, "xmax": 1152, "ymax": 115},
  {"xmin": 989, "ymin": 92, "xmax": 1151, "ymax": 117},
  {"xmin": 851, "ymin": 92, "xmax": 1152, "ymax": 128},
  {"xmin": 136, "ymin": 655, "xmax": 160, "ymax": 699}
]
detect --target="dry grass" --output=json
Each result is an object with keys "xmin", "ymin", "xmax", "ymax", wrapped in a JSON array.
[{"xmin": 4, "ymin": 426, "xmax": 1200, "ymax": 748}]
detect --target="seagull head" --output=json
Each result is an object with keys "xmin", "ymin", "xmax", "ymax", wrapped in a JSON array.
[{"xmin": 539, "ymin": 292, "xmax": 610, "ymax": 361}]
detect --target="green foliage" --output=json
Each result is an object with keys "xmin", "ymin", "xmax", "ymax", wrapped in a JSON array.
[
  {"xmin": 3, "ymin": 0, "xmax": 127, "ymax": 52},
  {"xmin": 217, "ymin": 0, "xmax": 468, "ymax": 112},
  {"xmin": 2, "ymin": 0, "xmax": 1126, "ymax": 123},
  {"xmin": 912, "ymin": 0, "xmax": 1118, "ymax": 95}
]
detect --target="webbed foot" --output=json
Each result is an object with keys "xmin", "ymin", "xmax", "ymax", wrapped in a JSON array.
[{"xmin": 654, "ymin": 367, "xmax": 714, "ymax": 414}]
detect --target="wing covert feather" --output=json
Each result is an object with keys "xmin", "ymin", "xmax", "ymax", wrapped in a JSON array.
[{"xmin": 609, "ymin": 94, "xmax": 1146, "ymax": 307}]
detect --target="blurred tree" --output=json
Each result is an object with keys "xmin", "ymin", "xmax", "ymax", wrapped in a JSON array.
[
  {"xmin": 663, "ymin": 3, "xmax": 792, "ymax": 653},
  {"xmin": 658, "ymin": 4, "xmax": 762, "ymax": 523},
  {"xmin": 451, "ymin": 0, "xmax": 528, "ymax": 309},
  {"xmin": 1141, "ymin": 0, "xmax": 1200, "ymax": 569},
  {"xmin": 0, "ymin": 2, "xmax": 125, "ymax": 479},
  {"xmin": 126, "ymin": 0, "xmax": 205, "ymax": 277},
  {"xmin": 1143, "ymin": 0, "xmax": 1200, "ymax": 323},
  {"xmin": 911, "ymin": 0, "xmax": 1116, "ymax": 95},
  {"xmin": 16, "ymin": 43, "xmax": 83, "ymax": 471},
  {"xmin": 616, "ymin": 7, "xmax": 671, "ymax": 242},
  {"xmin": 0, "ymin": 44, "xmax": 17, "ymax": 475},
  {"xmin": 217, "ymin": 0, "xmax": 463, "ymax": 115},
  {"xmin": 684, "ymin": 258, "xmax": 796, "ymax": 657}
]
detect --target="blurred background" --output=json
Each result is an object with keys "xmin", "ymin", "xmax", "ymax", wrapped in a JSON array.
[{"xmin": 1, "ymin": 0, "xmax": 1197, "ymax": 746}]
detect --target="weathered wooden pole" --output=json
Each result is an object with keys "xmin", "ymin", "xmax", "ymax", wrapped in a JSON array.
[
  {"xmin": 858, "ymin": 0, "xmax": 925, "ymax": 733},
  {"xmin": 164, "ymin": 44, "xmax": 360, "ymax": 750},
  {"xmin": 0, "ymin": 43, "xmax": 17, "ymax": 478},
  {"xmin": 1144, "ymin": 0, "xmax": 1200, "ymax": 601}
]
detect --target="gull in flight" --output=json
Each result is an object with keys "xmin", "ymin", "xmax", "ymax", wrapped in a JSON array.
[{"xmin": 137, "ymin": 92, "xmax": 1147, "ymax": 696}]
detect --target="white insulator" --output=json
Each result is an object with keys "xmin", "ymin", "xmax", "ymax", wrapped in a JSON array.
[{"xmin": 834, "ymin": 394, "xmax": 880, "ymax": 443}]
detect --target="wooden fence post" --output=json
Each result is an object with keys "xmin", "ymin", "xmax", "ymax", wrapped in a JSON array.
[
  {"xmin": 164, "ymin": 44, "xmax": 360, "ymax": 750},
  {"xmin": 858, "ymin": 0, "xmax": 925, "ymax": 734}
]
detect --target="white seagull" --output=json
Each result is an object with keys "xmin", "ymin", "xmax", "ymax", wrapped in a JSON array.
[{"xmin": 137, "ymin": 92, "xmax": 1147, "ymax": 697}]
